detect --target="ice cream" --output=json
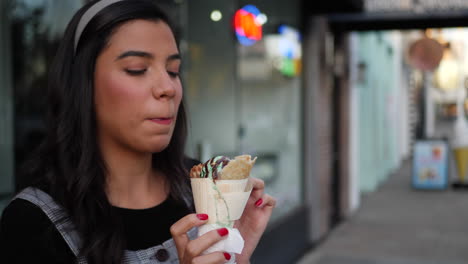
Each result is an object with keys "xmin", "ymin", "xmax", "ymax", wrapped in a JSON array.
[
  {"xmin": 452, "ymin": 101, "xmax": 468, "ymax": 183},
  {"xmin": 190, "ymin": 155, "xmax": 255, "ymax": 181},
  {"xmin": 190, "ymin": 155, "xmax": 257, "ymax": 259}
]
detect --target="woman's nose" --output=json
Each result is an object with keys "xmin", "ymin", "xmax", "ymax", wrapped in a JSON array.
[{"xmin": 152, "ymin": 70, "xmax": 176, "ymax": 99}]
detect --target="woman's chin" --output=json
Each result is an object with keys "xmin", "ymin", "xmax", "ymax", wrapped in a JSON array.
[
  {"xmin": 145, "ymin": 141, "xmax": 170, "ymax": 153},
  {"xmin": 137, "ymin": 134, "xmax": 173, "ymax": 153}
]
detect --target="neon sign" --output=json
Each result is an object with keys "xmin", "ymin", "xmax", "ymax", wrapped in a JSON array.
[
  {"xmin": 234, "ymin": 5, "xmax": 263, "ymax": 46},
  {"xmin": 279, "ymin": 25, "xmax": 301, "ymax": 77}
]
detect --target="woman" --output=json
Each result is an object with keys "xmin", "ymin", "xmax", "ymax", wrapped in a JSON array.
[{"xmin": 0, "ymin": 0, "xmax": 275, "ymax": 263}]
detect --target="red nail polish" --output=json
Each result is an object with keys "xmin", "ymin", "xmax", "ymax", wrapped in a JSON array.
[
  {"xmin": 217, "ymin": 227, "xmax": 229, "ymax": 236},
  {"xmin": 197, "ymin": 214, "xmax": 208, "ymax": 220},
  {"xmin": 224, "ymin": 252, "xmax": 231, "ymax": 260},
  {"xmin": 255, "ymin": 198, "xmax": 263, "ymax": 207}
]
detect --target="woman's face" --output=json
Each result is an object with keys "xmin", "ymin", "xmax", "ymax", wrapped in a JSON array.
[{"xmin": 94, "ymin": 19, "xmax": 182, "ymax": 154}]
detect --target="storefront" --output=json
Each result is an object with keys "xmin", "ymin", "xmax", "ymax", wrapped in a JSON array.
[
  {"xmin": 0, "ymin": 0, "xmax": 84, "ymax": 200},
  {"xmin": 183, "ymin": 0, "xmax": 306, "ymax": 262},
  {"xmin": 301, "ymin": 0, "xmax": 468, "ymax": 249}
]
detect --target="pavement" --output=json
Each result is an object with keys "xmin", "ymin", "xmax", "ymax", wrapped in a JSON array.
[{"xmin": 297, "ymin": 159, "xmax": 468, "ymax": 264}]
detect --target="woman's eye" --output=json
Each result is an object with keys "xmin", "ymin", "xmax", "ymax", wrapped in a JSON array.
[
  {"xmin": 125, "ymin": 69, "xmax": 147, "ymax": 76},
  {"xmin": 168, "ymin": 71, "xmax": 180, "ymax": 78}
]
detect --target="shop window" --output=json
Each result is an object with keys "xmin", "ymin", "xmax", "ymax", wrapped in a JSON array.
[
  {"xmin": 0, "ymin": 1, "xmax": 15, "ymax": 210},
  {"xmin": 185, "ymin": 0, "xmax": 303, "ymax": 222},
  {"xmin": 10, "ymin": 0, "xmax": 84, "ymax": 189}
]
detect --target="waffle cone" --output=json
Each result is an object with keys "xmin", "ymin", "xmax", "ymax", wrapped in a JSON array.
[{"xmin": 219, "ymin": 155, "xmax": 257, "ymax": 180}]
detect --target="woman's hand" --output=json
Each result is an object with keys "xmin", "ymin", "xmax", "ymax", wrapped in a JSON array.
[
  {"xmin": 171, "ymin": 214, "xmax": 232, "ymax": 264},
  {"xmin": 235, "ymin": 177, "xmax": 276, "ymax": 264}
]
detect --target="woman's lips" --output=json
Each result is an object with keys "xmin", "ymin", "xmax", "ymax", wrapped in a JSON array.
[{"xmin": 150, "ymin": 118, "xmax": 173, "ymax": 125}]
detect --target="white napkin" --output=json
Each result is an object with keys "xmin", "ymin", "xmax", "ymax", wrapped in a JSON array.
[{"xmin": 198, "ymin": 224, "xmax": 244, "ymax": 255}]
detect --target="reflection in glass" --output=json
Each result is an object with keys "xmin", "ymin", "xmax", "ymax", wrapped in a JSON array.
[
  {"xmin": 11, "ymin": 0, "xmax": 83, "ymax": 188},
  {"xmin": 0, "ymin": 0, "xmax": 15, "ymax": 204}
]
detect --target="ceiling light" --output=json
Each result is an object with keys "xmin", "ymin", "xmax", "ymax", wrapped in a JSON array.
[{"xmin": 210, "ymin": 10, "xmax": 222, "ymax": 22}]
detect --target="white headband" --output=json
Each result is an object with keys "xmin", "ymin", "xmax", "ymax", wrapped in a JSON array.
[{"xmin": 74, "ymin": 0, "xmax": 125, "ymax": 53}]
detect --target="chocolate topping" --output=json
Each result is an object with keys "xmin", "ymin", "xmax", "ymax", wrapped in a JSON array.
[{"xmin": 200, "ymin": 156, "xmax": 230, "ymax": 180}]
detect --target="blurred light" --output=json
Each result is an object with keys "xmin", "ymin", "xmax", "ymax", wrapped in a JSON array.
[
  {"xmin": 234, "ymin": 5, "xmax": 263, "ymax": 46},
  {"xmin": 210, "ymin": 10, "xmax": 222, "ymax": 22},
  {"xmin": 256, "ymin": 13, "xmax": 267, "ymax": 25}
]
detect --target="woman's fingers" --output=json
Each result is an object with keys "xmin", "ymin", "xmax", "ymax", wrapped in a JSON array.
[
  {"xmin": 249, "ymin": 177, "xmax": 265, "ymax": 201},
  {"xmin": 249, "ymin": 178, "xmax": 276, "ymax": 211},
  {"xmin": 185, "ymin": 227, "xmax": 229, "ymax": 259},
  {"xmin": 171, "ymin": 214, "xmax": 232, "ymax": 262},
  {"xmin": 250, "ymin": 177, "xmax": 265, "ymax": 190},
  {"xmin": 170, "ymin": 213, "xmax": 209, "ymax": 258},
  {"xmin": 191, "ymin": 252, "xmax": 232, "ymax": 264},
  {"xmin": 254, "ymin": 193, "xmax": 276, "ymax": 209}
]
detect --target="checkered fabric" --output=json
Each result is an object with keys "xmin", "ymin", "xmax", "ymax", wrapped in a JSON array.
[{"xmin": 14, "ymin": 187, "xmax": 197, "ymax": 263}]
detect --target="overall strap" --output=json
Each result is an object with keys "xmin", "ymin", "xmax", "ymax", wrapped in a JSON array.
[{"xmin": 14, "ymin": 187, "xmax": 87, "ymax": 263}]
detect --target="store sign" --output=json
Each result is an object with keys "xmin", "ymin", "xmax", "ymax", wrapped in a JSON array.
[
  {"xmin": 264, "ymin": 25, "xmax": 302, "ymax": 77},
  {"xmin": 277, "ymin": 25, "xmax": 301, "ymax": 77},
  {"xmin": 412, "ymin": 140, "xmax": 449, "ymax": 190},
  {"xmin": 234, "ymin": 5, "xmax": 262, "ymax": 46},
  {"xmin": 365, "ymin": 0, "xmax": 468, "ymax": 12}
]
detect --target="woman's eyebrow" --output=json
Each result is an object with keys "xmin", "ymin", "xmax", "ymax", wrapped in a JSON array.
[
  {"xmin": 115, "ymin": 50, "xmax": 154, "ymax": 60},
  {"xmin": 167, "ymin": 53, "xmax": 181, "ymax": 62}
]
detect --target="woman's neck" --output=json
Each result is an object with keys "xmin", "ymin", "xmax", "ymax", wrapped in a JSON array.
[{"xmin": 101, "ymin": 142, "xmax": 168, "ymax": 209}]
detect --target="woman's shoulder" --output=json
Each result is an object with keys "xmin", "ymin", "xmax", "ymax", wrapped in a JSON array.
[
  {"xmin": 0, "ymin": 198, "xmax": 56, "ymax": 243},
  {"xmin": 0, "ymin": 194, "xmax": 75, "ymax": 262},
  {"xmin": 1, "ymin": 187, "xmax": 68, "ymax": 237},
  {"xmin": 1, "ymin": 198, "xmax": 49, "ymax": 228}
]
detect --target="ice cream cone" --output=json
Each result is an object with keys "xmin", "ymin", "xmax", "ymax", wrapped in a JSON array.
[
  {"xmin": 191, "ymin": 178, "xmax": 253, "ymax": 225},
  {"xmin": 190, "ymin": 155, "xmax": 257, "ymax": 256},
  {"xmin": 215, "ymin": 179, "xmax": 249, "ymax": 192}
]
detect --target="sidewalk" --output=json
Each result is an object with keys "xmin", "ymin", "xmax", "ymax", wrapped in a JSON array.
[{"xmin": 297, "ymin": 160, "xmax": 468, "ymax": 264}]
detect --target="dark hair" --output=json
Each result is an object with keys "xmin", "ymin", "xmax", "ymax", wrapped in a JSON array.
[{"xmin": 20, "ymin": 0, "xmax": 190, "ymax": 263}]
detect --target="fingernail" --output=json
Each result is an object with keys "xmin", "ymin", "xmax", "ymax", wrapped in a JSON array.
[
  {"xmin": 217, "ymin": 227, "xmax": 229, "ymax": 237},
  {"xmin": 224, "ymin": 252, "xmax": 231, "ymax": 260},
  {"xmin": 255, "ymin": 198, "xmax": 263, "ymax": 207},
  {"xmin": 197, "ymin": 214, "xmax": 208, "ymax": 220}
]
